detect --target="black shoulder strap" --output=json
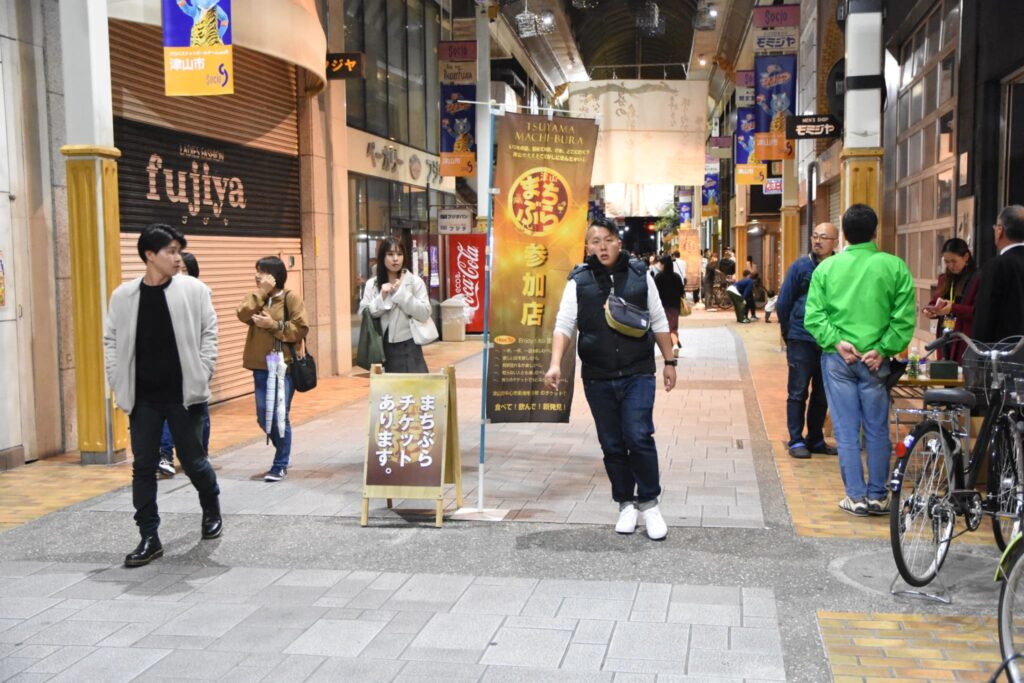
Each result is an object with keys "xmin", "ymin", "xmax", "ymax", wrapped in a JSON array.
[{"xmin": 282, "ymin": 290, "xmax": 297, "ymax": 360}]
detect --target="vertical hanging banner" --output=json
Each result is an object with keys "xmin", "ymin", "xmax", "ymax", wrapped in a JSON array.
[
  {"xmin": 754, "ymin": 54, "xmax": 797, "ymax": 133},
  {"xmin": 735, "ymin": 70, "xmax": 756, "ymax": 108},
  {"xmin": 735, "ymin": 107, "xmax": 758, "ymax": 165},
  {"xmin": 702, "ymin": 160, "xmax": 720, "ymax": 218},
  {"xmin": 447, "ymin": 233, "xmax": 487, "ymax": 333},
  {"xmin": 162, "ymin": 0, "xmax": 233, "ymax": 97},
  {"xmin": 439, "ymin": 41, "xmax": 477, "ymax": 177},
  {"xmin": 486, "ymin": 113, "xmax": 598, "ymax": 423},
  {"xmin": 678, "ymin": 200, "xmax": 693, "ymax": 227}
]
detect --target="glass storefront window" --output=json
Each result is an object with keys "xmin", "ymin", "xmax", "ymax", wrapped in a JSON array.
[
  {"xmin": 939, "ymin": 55, "xmax": 954, "ymax": 105},
  {"xmin": 898, "ymin": 186, "xmax": 908, "ymax": 225},
  {"xmin": 921, "ymin": 173, "xmax": 935, "ymax": 222},
  {"xmin": 943, "ymin": 0, "xmax": 959, "ymax": 46},
  {"xmin": 899, "ymin": 93, "xmax": 910, "ymax": 131},
  {"xmin": 936, "ymin": 169, "xmax": 953, "ymax": 217},
  {"xmin": 387, "ymin": 0, "xmax": 409, "ymax": 143},
  {"xmin": 938, "ymin": 111, "xmax": 954, "ymax": 161},
  {"xmin": 923, "ymin": 121, "xmax": 936, "ymax": 168},
  {"xmin": 345, "ymin": 0, "xmax": 366, "ymax": 130},
  {"xmin": 908, "ymin": 181, "xmax": 921, "ymax": 224},
  {"xmin": 914, "ymin": 29, "xmax": 927, "ymax": 77},
  {"xmin": 926, "ymin": 10, "xmax": 941, "ymax": 62},
  {"xmin": 425, "ymin": 2, "xmax": 440, "ymax": 154},
  {"xmin": 909, "ymin": 131, "xmax": 922, "ymax": 175},
  {"xmin": 898, "ymin": 139, "xmax": 909, "ymax": 178},
  {"xmin": 365, "ymin": 0, "xmax": 388, "ymax": 137},
  {"xmin": 924, "ymin": 67, "xmax": 937, "ymax": 116},
  {"xmin": 407, "ymin": 0, "xmax": 426, "ymax": 151},
  {"xmin": 367, "ymin": 178, "xmax": 391, "ymax": 232},
  {"xmin": 911, "ymin": 81, "xmax": 924, "ymax": 125},
  {"xmin": 901, "ymin": 42, "xmax": 914, "ymax": 89}
]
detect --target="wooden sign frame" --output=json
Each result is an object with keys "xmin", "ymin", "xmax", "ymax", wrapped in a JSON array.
[{"xmin": 361, "ymin": 365, "xmax": 463, "ymax": 527}]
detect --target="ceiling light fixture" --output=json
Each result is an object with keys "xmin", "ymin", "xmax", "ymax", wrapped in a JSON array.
[
  {"xmin": 698, "ymin": 54, "xmax": 707, "ymax": 67},
  {"xmin": 709, "ymin": 6, "xmax": 718, "ymax": 18},
  {"xmin": 537, "ymin": 9, "xmax": 556, "ymax": 34}
]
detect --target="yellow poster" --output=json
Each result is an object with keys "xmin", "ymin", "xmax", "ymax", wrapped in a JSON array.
[
  {"xmin": 736, "ymin": 163, "xmax": 768, "ymax": 185},
  {"xmin": 486, "ymin": 113, "xmax": 598, "ymax": 423}
]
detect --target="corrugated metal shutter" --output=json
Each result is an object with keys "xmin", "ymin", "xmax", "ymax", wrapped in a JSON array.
[
  {"xmin": 109, "ymin": 20, "xmax": 298, "ymax": 156},
  {"xmin": 829, "ymin": 181, "xmax": 842, "ymax": 227},
  {"xmin": 120, "ymin": 235, "xmax": 303, "ymax": 403}
]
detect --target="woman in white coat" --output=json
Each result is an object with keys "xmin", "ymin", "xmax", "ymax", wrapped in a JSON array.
[{"xmin": 360, "ymin": 236, "xmax": 432, "ymax": 372}]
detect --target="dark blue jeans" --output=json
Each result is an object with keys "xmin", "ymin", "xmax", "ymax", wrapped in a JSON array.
[
  {"xmin": 159, "ymin": 403, "xmax": 210, "ymax": 459},
  {"xmin": 129, "ymin": 400, "xmax": 220, "ymax": 537},
  {"xmin": 582, "ymin": 374, "xmax": 662, "ymax": 504},
  {"xmin": 785, "ymin": 340, "xmax": 828, "ymax": 449},
  {"xmin": 253, "ymin": 369, "xmax": 295, "ymax": 469}
]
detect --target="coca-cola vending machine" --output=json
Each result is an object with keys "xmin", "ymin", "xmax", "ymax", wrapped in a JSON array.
[{"xmin": 446, "ymin": 234, "xmax": 486, "ymax": 333}]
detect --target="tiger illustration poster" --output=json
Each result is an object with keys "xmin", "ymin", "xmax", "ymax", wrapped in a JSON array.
[{"xmin": 162, "ymin": 0, "xmax": 234, "ymax": 97}]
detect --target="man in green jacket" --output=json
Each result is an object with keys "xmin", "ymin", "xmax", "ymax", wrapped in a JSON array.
[{"xmin": 804, "ymin": 204, "xmax": 916, "ymax": 517}]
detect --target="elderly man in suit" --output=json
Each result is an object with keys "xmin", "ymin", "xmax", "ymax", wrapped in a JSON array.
[{"xmin": 973, "ymin": 205, "xmax": 1024, "ymax": 343}]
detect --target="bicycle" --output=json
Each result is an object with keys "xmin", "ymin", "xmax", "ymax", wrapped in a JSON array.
[{"xmin": 889, "ymin": 331, "xmax": 1024, "ymax": 589}]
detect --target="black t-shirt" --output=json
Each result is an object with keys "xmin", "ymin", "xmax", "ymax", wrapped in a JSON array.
[{"xmin": 135, "ymin": 279, "xmax": 183, "ymax": 404}]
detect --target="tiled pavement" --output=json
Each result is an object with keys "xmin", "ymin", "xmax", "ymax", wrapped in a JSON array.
[
  {"xmin": 0, "ymin": 563, "xmax": 785, "ymax": 682},
  {"xmin": 0, "ymin": 309, "xmax": 1012, "ymax": 682}
]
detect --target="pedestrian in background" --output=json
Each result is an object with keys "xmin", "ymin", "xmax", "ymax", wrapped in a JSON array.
[
  {"xmin": 104, "ymin": 224, "xmax": 222, "ymax": 567},
  {"xmin": 360, "ymin": 236, "xmax": 433, "ymax": 373},
  {"xmin": 237, "ymin": 256, "xmax": 309, "ymax": 482},
  {"xmin": 973, "ymin": 205, "xmax": 1024, "ymax": 343},
  {"xmin": 726, "ymin": 271, "xmax": 755, "ymax": 324},
  {"xmin": 719, "ymin": 249, "xmax": 737, "ymax": 280},
  {"xmin": 922, "ymin": 237, "xmax": 978, "ymax": 364},
  {"xmin": 776, "ymin": 222, "xmax": 839, "ymax": 459},
  {"xmin": 804, "ymin": 205, "xmax": 915, "ymax": 517},
  {"xmin": 158, "ymin": 251, "xmax": 210, "ymax": 477},
  {"xmin": 654, "ymin": 254, "xmax": 684, "ymax": 357}
]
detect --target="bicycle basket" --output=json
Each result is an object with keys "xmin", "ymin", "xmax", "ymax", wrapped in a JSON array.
[{"xmin": 962, "ymin": 339, "xmax": 1024, "ymax": 406}]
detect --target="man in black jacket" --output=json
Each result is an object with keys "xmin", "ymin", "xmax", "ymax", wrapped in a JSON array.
[
  {"xmin": 544, "ymin": 219, "xmax": 677, "ymax": 541},
  {"xmin": 974, "ymin": 205, "xmax": 1024, "ymax": 343}
]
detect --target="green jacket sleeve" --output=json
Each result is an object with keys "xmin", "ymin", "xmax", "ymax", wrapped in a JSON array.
[
  {"xmin": 877, "ymin": 260, "xmax": 917, "ymax": 357},
  {"xmin": 803, "ymin": 267, "xmax": 839, "ymax": 351}
]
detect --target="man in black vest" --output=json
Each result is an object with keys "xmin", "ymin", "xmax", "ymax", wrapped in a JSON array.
[
  {"xmin": 973, "ymin": 205, "xmax": 1024, "ymax": 343},
  {"xmin": 544, "ymin": 219, "xmax": 677, "ymax": 540}
]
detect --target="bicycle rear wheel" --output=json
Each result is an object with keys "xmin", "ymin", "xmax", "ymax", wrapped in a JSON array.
[
  {"xmin": 999, "ymin": 544, "xmax": 1024, "ymax": 682},
  {"xmin": 889, "ymin": 421, "xmax": 956, "ymax": 587},
  {"xmin": 993, "ymin": 416, "xmax": 1024, "ymax": 551}
]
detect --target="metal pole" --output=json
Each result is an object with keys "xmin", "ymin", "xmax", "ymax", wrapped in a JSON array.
[{"xmin": 477, "ymin": 108, "xmax": 497, "ymax": 512}]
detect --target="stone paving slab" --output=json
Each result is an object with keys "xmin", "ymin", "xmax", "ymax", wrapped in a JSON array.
[{"xmin": 0, "ymin": 562, "xmax": 783, "ymax": 681}]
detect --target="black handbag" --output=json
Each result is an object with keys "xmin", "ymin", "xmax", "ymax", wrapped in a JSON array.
[{"xmin": 283, "ymin": 291, "xmax": 317, "ymax": 392}]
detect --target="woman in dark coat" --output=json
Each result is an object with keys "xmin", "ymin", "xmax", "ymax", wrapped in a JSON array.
[
  {"xmin": 923, "ymin": 238, "xmax": 979, "ymax": 364},
  {"xmin": 654, "ymin": 255, "xmax": 685, "ymax": 357}
]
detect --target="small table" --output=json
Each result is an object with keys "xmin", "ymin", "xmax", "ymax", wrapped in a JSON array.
[{"xmin": 891, "ymin": 374, "xmax": 965, "ymax": 401}]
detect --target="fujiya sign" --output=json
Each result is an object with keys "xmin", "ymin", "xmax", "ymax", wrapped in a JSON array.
[{"xmin": 146, "ymin": 149, "xmax": 246, "ymax": 220}]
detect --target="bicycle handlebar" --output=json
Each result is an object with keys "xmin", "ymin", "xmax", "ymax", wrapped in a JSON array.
[{"xmin": 925, "ymin": 329, "xmax": 1024, "ymax": 357}]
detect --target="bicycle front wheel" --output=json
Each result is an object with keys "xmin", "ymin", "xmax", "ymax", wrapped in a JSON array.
[
  {"xmin": 999, "ymin": 544, "xmax": 1024, "ymax": 682},
  {"xmin": 992, "ymin": 416, "xmax": 1024, "ymax": 551},
  {"xmin": 890, "ymin": 421, "xmax": 956, "ymax": 587}
]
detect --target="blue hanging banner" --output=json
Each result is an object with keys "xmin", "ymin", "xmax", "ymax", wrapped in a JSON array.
[
  {"xmin": 754, "ymin": 54, "xmax": 796, "ymax": 133},
  {"xmin": 735, "ymin": 107, "xmax": 758, "ymax": 165}
]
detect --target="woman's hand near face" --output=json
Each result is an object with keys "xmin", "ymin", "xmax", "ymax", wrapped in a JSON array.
[{"xmin": 256, "ymin": 273, "xmax": 275, "ymax": 295}]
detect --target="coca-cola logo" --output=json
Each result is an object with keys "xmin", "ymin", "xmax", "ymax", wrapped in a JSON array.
[{"xmin": 455, "ymin": 242, "xmax": 481, "ymax": 312}]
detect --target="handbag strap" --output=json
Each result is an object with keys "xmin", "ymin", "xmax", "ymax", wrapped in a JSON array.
[{"xmin": 282, "ymin": 290, "xmax": 298, "ymax": 362}]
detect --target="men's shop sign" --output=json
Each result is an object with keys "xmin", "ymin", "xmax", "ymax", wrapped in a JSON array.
[{"xmin": 114, "ymin": 118, "xmax": 300, "ymax": 238}]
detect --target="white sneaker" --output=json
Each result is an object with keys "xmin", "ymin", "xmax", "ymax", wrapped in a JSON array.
[
  {"xmin": 642, "ymin": 505, "xmax": 668, "ymax": 541},
  {"xmin": 615, "ymin": 505, "xmax": 638, "ymax": 534}
]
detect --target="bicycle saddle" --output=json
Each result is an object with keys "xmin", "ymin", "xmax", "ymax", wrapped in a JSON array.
[{"xmin": 923, "ymin": 387, "xmax": 976, "ymax": 409}]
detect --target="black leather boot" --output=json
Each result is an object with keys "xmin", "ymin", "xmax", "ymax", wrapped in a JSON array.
[
  {"xmin": 201, "ymin": 498, "xmax": 223, "ymax": 540},
  {"xmin": 124, "ymin": 535, "xmax": 163, "ymax": 567}
]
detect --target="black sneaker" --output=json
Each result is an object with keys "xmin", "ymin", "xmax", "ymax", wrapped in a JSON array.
[
  {"xmin": 157, "ymin": 455, "xmax": 175, "ymax": 477},
  {"xmin": 811, "ymin": 443, "xmax": 839, "ymax": 456},
  {"xmin": 264, "ymin": 467, "xmax": 287, "ymax": 482}
]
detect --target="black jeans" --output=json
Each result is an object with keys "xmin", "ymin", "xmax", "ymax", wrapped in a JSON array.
[
  {"xmin": 582, "ymin": 375, "xmax": 662, "ymax": 505},
  {"xmin": 785, "ymin": 340, "xmax": 828, "ymax": 448},
  {"xmin": 130, "ymin": 400, "xmax": 220, "ymax": 537}
]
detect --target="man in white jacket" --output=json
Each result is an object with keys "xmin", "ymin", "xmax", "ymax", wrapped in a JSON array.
[{"xmin": 104, "ymin": 224, "xmax": 221, "ymax": 567}]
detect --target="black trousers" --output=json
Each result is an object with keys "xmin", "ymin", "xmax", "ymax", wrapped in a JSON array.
[{"xmin": 130, "ymin": 400, "xmax": 220, "ymax": 537}]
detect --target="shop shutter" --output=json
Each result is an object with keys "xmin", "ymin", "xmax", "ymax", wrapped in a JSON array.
[
  {"xmin": 109, "ymin": 20, "xmax": 298, "ymax": 156},
  {"xmin": 828, "ymin": 181, "xmax": 842, "ymax": 228},
  {"xmin": 120, "ymin": 234, "xmax": 303, "ymax": 403}
]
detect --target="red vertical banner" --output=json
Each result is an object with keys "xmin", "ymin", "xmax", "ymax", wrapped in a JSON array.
[{"xmin": 447, "ymin": 234, "xmax": 486, "ymax": 333}]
